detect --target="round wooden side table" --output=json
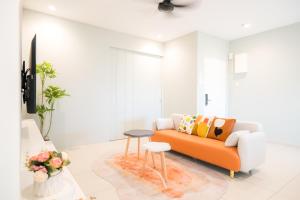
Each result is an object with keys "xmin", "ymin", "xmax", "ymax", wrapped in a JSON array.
[{"xmin": 123, "ymin": 130, "xmax": 154, "ymax": 160}]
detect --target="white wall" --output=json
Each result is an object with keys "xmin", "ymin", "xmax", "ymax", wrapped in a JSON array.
[
  {"xmin": 162, "ymin": 32, "xmax": 198, "ymax": 116},
  {"xmin": 111, "ymin": 48, "xmax": 162, "ymax": 140},
  {"xmin": 229, "ymin": 22, "xmax": 300, "ymax": 146},
  {"xmin": 0, "ymin": 0, "xmax": 21, "ymax": 199},
  {"xmin": 22, "ymin": 10, "xmax": 163, "ymax": 149},
  {"xmin": 162, "ymin": 31, "xmax": 229, "ymax": 117},
  {"xmin": 197, "ymin": 32, "xmax": 229, "ymax": 115}
]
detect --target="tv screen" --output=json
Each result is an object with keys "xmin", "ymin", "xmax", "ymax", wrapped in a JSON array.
[
  {"xmin": 27, "ymin": 35, "xmax": 36, "ymax": 113},
  {"xmin": 22, "ymin": 34, "xmax": 36, "ymax": 114}
]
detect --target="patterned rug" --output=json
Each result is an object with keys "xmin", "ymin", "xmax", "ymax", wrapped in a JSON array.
[{"xmin": 92, "ymin": 152, "xmax": 228, "ymax": 200}]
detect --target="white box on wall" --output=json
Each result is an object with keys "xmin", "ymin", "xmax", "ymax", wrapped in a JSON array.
[{"xmin": 234, "ymin": 53, "xmax": 248, "ymax": 73}]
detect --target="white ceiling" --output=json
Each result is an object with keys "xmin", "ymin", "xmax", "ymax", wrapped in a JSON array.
[{"xmin": 23, "ymin": 0, "xmax": 300, "ymax": 42}]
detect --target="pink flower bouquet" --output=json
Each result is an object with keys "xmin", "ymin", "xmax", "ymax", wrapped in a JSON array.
[{"xmin": 26, "ymin": 151, "xmax": 70, "ymax": 182}]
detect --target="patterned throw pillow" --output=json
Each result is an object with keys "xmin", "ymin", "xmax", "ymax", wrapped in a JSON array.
[
  {"xmin": 196, "ymin": 116, "xmax": 215, "ymax": 138},
  {"xmin": 207, "ymin": 118, "xmax": 236, "ymax": 141},
  {"xmin": 178, "ymin": 115, "xmax": 197, "ymax": 134}
]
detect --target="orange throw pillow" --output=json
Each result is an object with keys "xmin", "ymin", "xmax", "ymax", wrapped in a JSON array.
[
  {"xmin": 207, "ymin": 118, "xmax": 236, "ymax": 141},
  {"xmin": 191, "ymin": 115, "xmax": 203, "ymax": 135}
]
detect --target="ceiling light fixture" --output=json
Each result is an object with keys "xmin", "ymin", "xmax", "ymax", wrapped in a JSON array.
[
  {"xmin": 48, "ymin": 5, "xmax": 56, "ymax": 11},
  {"xmin": 242, "ymin": 23, "xmax": 252, "ymax": 28}
]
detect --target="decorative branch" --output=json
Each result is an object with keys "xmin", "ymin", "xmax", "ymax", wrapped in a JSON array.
[{"xmin": 36, "ymin": 62, "xmax": 69, "ymax": 140}]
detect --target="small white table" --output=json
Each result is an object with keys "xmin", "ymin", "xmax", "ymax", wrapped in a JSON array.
[
  {"xmin": 143, "ymin": 142, "xmax": 171, "ymax": 189},
  {"xmin": 124, "ymin": 130, "xmax": 154, "ymax": 159}
]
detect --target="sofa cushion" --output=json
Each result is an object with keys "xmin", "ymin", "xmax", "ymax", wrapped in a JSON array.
[
  {"xmin": 156, "ymin": 118, "xmax": 175, "ymax": 130},
  {"xmin": 152, "ymin": 130, "xmax": 241, "ymax": 171},
  {"xmin": 207, "ymin": 118, "xmax": 236, "ymax": 142},
  {"xmin": 171, "ymin": 113, "xmax": 184, "ymax": 130},
  {"xmin": 191, "ymin": 115, "xmax": 203, "ymax": 135},
  {"xmin": 194, "ymin": 116, "xmax": 214, "ymax": 138},
  {"xmin": 225, "ymin": 130, "xmax": 250, "ymax": 147},
  {"xmin": 178, "ymin": 115, "xmax": 197, "ymax": 134}
]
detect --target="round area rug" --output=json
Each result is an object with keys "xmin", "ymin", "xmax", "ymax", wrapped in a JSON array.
[{"xmin": 92, "ymin": 152, "xmax": 228, "ymax": 200}]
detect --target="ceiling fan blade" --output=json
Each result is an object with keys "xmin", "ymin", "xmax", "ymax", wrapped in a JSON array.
[
  {"xmin": 133, "ymin": 0, "xmax": 162, "ymax": 6},
  {"xmin": 172, "ymin": 0, "xmax": 202, "ymax": 8},
  {"xmin": 173, "ymin": 4, "xmax": 190, "ymax": 8}
]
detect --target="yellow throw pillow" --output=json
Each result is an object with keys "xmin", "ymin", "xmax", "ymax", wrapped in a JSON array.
[
  {"xmin": 207, "ymin": 118, "xmax": 236, "ymax": 141},
  {"xmin": 196, "ymin": 116, "xmax": 214, "ymax": 138}
]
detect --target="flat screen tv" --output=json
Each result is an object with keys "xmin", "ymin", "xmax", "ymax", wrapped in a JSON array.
[{"xmin": 22, "ymin": 34, "xmax": 36, "ymax": 113}]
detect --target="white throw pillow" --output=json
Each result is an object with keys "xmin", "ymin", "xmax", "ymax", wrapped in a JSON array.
[
  {"xmin": 224, "ymin": 130, "xmax": 250, "ymax": 147},
  {"xmin": 171, "ymin": 113, "xmax": 184, "ymax": 130},
  {"xmin": 156, "ymin": 118, "xmax": 175, "ymax": 130}
]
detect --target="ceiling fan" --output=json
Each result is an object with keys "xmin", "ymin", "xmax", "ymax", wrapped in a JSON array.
[{"xmin": 157, "ymin": 0, "xmax": 198, "ymax": 12}]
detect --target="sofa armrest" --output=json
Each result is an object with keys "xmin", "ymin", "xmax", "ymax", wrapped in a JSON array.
[
  {"xmin": 152, "ymin": 121, "xmax": 158, "ymax": 131},
  {"xmin": 237, "ymin": 132, "xmax": 266, "ymax": 173}
]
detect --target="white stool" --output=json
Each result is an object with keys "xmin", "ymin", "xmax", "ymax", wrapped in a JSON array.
[{"xmin": 143, "ymin": 142, "xmax": 171, "ymax": 188}]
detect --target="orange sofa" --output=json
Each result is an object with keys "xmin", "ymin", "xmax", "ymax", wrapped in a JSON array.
[
  {"xmin": 151, "ymin": 130, "xmax": 240, "ymax": 171},
  {"xmin": 151, "ymin": 114, "xmax": 266, "ymax": 178}
]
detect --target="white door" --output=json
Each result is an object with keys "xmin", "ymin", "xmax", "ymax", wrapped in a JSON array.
[
  {"xmin": 203, "ymin": 58, "xmax": 227, "ymax": 117},
  {"xmin": 111, "ymin": 48, "xmax": 162, "ymax": 140}
]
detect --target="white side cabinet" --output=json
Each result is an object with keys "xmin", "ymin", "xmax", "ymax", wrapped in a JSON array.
[{"xmin": 20, "ymin": 119, "xmax": 86, "ymax": 200}]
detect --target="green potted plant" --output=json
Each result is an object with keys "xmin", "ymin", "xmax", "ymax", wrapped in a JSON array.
[{"xmin": 36, "ymin": 61, "xmax": 69, "ymax": 140}]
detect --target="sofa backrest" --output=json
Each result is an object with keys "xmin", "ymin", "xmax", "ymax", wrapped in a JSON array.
[
  {"xmin": 168, "ymin": 114, "xmax": 263, "ymax": 133},
  {"xmin": 233, "ymin": 121, "xmax": 263, "ymax": 133},
  {"xmin": 170, "ymin": 114, "xmax": 263, "ymax": 133}
]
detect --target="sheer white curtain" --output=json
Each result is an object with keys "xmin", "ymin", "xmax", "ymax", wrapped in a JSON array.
[{"xmin": 111, "ymin": 48, "xmax": 162, "ymax": 140}]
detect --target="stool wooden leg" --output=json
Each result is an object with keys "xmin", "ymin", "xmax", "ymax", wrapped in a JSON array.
[
  {"xmin": 137, "ymin": 137, "xmax": 141, "ymax": 160},
  {"xmin": 148, "ymin": 137, "xmax": 155, "ymax": 168},
  {"xmin": 143, "ymin": 150, "xmax": 149, "ymax": 170},
  {"xmin": 124, "ymin": 136, "xmax": 131, "ymax": 158},
  {"xmin": 160, "ymin": 152, "xmax": 167, "ymax": 182},
  {"xmin": 151, "ymin": 153, "xmax": 156, "ymax": 168}
]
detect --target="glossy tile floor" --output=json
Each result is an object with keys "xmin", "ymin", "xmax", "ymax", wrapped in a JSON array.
[{"xmin": 65, "ymin": 139, "xmax": 300, "ymax": 200}]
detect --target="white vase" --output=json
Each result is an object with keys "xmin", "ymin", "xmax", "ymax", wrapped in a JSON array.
[{"xmin": 33, "ymin": 172, "xmax": 64, "ymax": 197}]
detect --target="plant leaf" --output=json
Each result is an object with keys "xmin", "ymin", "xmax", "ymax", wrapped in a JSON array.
[
  {"xmin": 36, "ymin": 104, "xmax": 52, "ymax": 120},
  {"xmin": 44, "ymin": 85, "xmax": 70, "ymax": 105},
  {"xmin": 36, "ymin": 61, "xmax": 57, "ymax": 80}
]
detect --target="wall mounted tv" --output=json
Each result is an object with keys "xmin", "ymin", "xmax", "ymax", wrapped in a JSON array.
[{"xmin": 21, "ymin": 34, "xmax": 36, "ymax": 114}]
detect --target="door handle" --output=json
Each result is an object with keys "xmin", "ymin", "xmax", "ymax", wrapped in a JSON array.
[{"xmin": 205, "ymin": 94, "xmax": 211, "ymax": 106}]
